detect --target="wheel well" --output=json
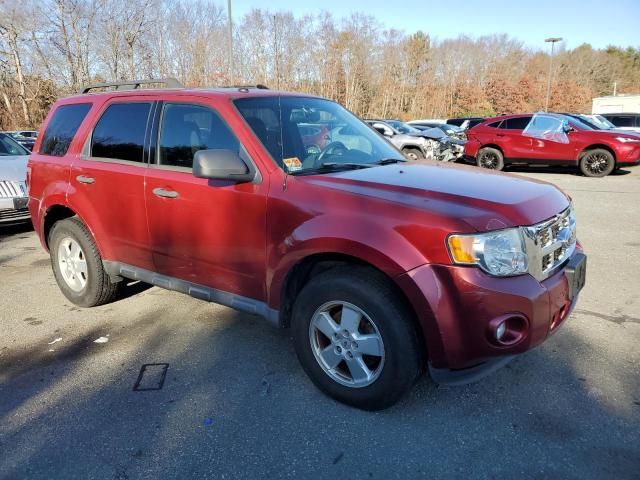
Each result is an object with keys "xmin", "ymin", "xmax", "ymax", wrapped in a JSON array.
[
  {"xmin": 579, "ymin": 144, "xmax": 617, "ymax": 164},
  {"xmin": 279, "ymin": 253, "xmax": 427, "ymax": 362},
  {"xmin": 479, "ymin": 144, "xmax": 503, "ymax": 156},
  {"xmin": 43, "ymin": 205, "xmax": 77, "ymax": 248}
]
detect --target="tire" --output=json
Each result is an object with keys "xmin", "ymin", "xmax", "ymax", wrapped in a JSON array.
[
  {"xmin": 49, "ymin": 217, "xmax": 119, "ymax": 307},
  {"xmin": 402, "ymin": 147, "xmax": 425, "ymax": 161},
  {"xmin": 579, "ymin": 148, "xmax": 615, "ymax": 177},
  {"xmin": 291, "ymin": 266, "xmax": 423, "ymax": 410},
  {"xmin": 477, "ymin": 147, "xmax": 504, "ymax": 170}
]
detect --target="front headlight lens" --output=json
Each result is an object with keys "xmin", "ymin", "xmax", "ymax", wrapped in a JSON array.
[
  {"xmin": 616, "ymin": 136, "xmax": 640, "ymax": 143},
  {"xmin": 448, "ymin": 228, "xmax": 528, "ymax": 276}
]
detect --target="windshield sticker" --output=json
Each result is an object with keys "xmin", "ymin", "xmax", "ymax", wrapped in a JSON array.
[{"xmin": 283, "ymin": 157, "xmax": 303, "ymax": 172}]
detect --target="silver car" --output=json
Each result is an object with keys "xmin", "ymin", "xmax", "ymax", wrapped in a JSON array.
[{"xmin": 0, "ymin": 133, "xmax": 30, "ymax": 225}]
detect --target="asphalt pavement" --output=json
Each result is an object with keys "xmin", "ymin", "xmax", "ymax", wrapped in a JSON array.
[{"xmin": 1, "ymin": 165, "xmax": 639, "ymax": 479}]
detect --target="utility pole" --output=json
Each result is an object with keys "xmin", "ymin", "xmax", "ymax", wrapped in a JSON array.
[
  {"xmin": 273, "ymin": 15, "xmax": 280, "ymax": 90},
  {"xmin": 613, "ymin": 81, "xmax": 617, "ymax": 96},
  {"xmin": 227, "ymin": 0, "xmax": 234, "ymax": 84},
  {"xmin": 544, "ymin": 37, "xmax": 563, "ymax": 112}
]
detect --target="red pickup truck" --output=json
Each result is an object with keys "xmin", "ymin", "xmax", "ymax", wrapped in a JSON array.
[{"xmin": 27, "ymin": 80, "xmax": 586, "ymax": 410}]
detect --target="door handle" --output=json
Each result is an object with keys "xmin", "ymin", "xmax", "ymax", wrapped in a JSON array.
[
  {"xmin": 153, "ymin": 187, "xmax": 179, "ymax": 199},
  {"xmin": 496, "ymin": 133, "xmax": 505, "ymax": 137},
  {"xmin": 76, "ymin": 175, "xmax": 95, "ymax": 184}
]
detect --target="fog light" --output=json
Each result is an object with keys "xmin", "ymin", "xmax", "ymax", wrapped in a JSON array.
[{"xmin": 495, "ymin": 321, "xmax": 507, "ymax": 341}]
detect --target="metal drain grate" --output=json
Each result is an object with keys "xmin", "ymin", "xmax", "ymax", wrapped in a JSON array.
[{"xmin": 133, "ymin": 363, "xmax": 169, "ymax": 391}]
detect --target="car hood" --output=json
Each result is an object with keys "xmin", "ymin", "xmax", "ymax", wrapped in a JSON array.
[
  {"xmin": 0, "ymin": 155, "xmax": 29, "ymax": 182},
  {"xmin": 304, "ymin": 161, "xmax": 570, "ymax": 232}
]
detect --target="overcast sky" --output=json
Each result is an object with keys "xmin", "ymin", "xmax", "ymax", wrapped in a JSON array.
[{"xmin": 228, "ymin": 0, "xmax": 639, "ymax": 50}]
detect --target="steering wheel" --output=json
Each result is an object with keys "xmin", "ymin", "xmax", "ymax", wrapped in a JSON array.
[{"xmin": 315, "ymin": 141, "xmax": 348, "ymax": 167}]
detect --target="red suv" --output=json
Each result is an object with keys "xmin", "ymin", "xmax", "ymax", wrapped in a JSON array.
[
  {"xmin": 465, "ymin": 113, "xmax": 640, "ymax": 177},
  {"xmin": 28, "ymin": 80, "xmax": 587, "ymax": 409}
]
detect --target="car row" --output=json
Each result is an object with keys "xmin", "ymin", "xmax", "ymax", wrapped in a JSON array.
[
  {"xmin": 1, "ymin": 130, "xmax": 38, "ymax": 151},
  {"xmin": 0, "ymin": 133, "xmax": 31, "ymax": 225}
]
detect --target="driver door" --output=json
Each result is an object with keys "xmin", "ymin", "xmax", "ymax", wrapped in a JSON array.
[{"xmin": 144, "ymin": 97, "xmax": 268, "ymax": 300}]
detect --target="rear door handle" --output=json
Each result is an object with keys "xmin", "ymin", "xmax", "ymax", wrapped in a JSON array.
[
  {"xmin": 76, "ymin": 175, "xmax": 95, "ymax": 184},
  {"xmin": 153, "ymin": 187, "xmax": 179, "ymax": 199},
  {"xmin": 496, "ymin": 133, "xmax": 505, "ymax": 137}
]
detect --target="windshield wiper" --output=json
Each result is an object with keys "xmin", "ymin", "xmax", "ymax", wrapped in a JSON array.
[
  {"xmin": 288, "ymin": 162, "xmax": 374, "ymax": 175},
  {"xmin": 374, "ymin": 158, "xmax": 407, "ymax": 165}
]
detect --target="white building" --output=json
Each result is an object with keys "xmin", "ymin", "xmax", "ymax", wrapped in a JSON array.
[{"xmin": 592, "ymin": 94, "xmax": 640, "ymax": 114}]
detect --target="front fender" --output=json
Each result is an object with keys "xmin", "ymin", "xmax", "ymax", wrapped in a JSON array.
[{"xmin": 266, "ymin": 213, "xmax": 429, "ymax": 308}]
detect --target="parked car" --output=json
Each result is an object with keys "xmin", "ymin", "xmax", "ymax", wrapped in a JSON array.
[
  {"xmin": 8, "ymin": 130, "xmax": 38, "ymax": 151},
  {"xmin": 465, "ymin": 113, "xmax": 640, "ymax": 177},
  {"xmin": 446, "ymin": 117, "xmax": 485, "ymax": 130},
  {"xmin": 407, "ymin": 120, "xmax": 466, "ymax": 140},
  {"xmin": 559, "ymin": 113, "xmax": 640, "ymax": 136},
  {"xmin": 29, "ymin": 79, "xmax": 586, "ymax": 410},
  {"xmin": 0, "ymin": 133, "xmax": 31, "ymax": 225},
  {"xmin": 599, "ymin": 113, "xmax": 640, "ymax": 133},
  {"xmin": 365, "ymin": 119, "xmax": 435, "ymax": 160}
]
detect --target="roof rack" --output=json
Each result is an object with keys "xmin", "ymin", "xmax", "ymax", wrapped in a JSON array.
[
  {"xmin": 231, "ymin": 84, "xmax": 269, "ymax": 91},
  {"xmin": 78, "ymin": 78, "xmax": 184, "ymax": 94}
]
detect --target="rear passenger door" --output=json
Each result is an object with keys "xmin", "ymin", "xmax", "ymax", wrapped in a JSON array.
[
  {"xmin": 144, "ymin": 99, "xmax": 268, "ymax": 300},
  {"xmin": 68, "ymin": 99, "xmax": 154, "ymax": 270},
  {"xmin": 493, "ymin": 116, "xmax": 533, "ymax": 160}
]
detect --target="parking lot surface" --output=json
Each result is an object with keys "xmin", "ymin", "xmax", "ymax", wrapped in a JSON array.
[{"xmin": 1, "ymin": 166, "xmax": 639, "ymax": 479}]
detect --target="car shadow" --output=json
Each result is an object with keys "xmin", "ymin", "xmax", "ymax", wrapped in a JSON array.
[{"xmin": 0, "ymin": 221, "xmax": 34, "ymax": 240}]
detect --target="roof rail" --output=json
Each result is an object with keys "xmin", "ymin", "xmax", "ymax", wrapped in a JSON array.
[{"xmin": 78, "ymin": 78, "xmax": 184, "ymax": 94}]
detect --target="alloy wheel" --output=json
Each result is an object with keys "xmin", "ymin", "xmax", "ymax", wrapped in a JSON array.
[
  {"xmin": 480, "ymin": 152, "xmax": 498, "ymax": 169},
  {"xmin": 584, "ymin": 152, "xmax": 611, "ymax": 175},
  {"xmin": 57, "ymin": 237, "xmax": 88, "ymax": 292},
  {"xmin": 308, "ymin": 301, "xmax": 385, "ymax": 388}
]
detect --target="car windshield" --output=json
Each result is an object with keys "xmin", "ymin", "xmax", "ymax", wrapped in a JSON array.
[
  {"xmin": 384, "ymin": 120, "xmax": 422, "ymax": 134},
  {"xmin": 0, "ymin": 133, "xmax": 29, "ymax": 156},
  {"xmin": 561, "ymin": 115, "xmax": 594, "ymax": 130},
  {"xmin": 234, "ymin": 96, "xmax": 404, "ymax": 174}
]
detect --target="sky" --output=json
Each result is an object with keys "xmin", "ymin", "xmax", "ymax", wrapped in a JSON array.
[{"xmin": 229, "ymin": 0, "xmax": 640, "ymax": 50}]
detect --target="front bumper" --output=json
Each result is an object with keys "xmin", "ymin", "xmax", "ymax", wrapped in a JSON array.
[
  {"xmin": 0, "ymin": 197, "xmax": 31, "ymax": 224},
  {"xmin": 397, "ymin": 250, "xmax": 584, "ymax": 377}
]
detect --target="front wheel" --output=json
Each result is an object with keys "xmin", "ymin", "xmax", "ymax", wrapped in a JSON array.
[
  {"xmin": 291, "ymin": 267, "xmax": 423, "ymax": 410},
  {"xmin": 579, "ymin": 149, "xmax": 615, "ymax": 177},
  {"xmin": 402, "ymin": 147, "xmax": 425, "ymax": 161}
]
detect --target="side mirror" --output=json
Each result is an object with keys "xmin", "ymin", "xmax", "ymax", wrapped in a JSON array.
[{"xmin": 193, "ymin": 149, "xmax": 254, "ymax": 182}]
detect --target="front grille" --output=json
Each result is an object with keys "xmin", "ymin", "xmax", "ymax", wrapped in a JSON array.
[
  {"xmin": 0, "ymin": 208, "xmax": 30, "ymax": 221},
  {"xmin": 0, "ymin": 181, "xmax": 26, "ymax": 198},
  {"xmin": 523, "ymin": 206, "xmax": 577, "ymax": 281}
]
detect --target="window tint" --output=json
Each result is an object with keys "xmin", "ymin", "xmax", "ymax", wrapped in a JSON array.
[
  {"xmin": 158, "ymin": 103, "xmax": 240, "ymax": 169},
  {"xmin": 502, "ymin": 116, "xmax": 532, "ymax": 130},
  {"xmin": 486, "ymin": 121, "xmax": 502, "ymax": 128},
  {"xmin": 608, "ymin": 115, "xmax": 634, "ymax": 127},
  {"xmin": 91, "ymin": 102, "xmax": 151, "ymax": 162},
  {"xmin": 40, "ymin": 103, "xmax": 91, "ymax": 156}
]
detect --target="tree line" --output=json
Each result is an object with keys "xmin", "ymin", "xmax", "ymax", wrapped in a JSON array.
[{"xmin": 1, "ymin": 0, "xmax": 639, "ymax": 130}]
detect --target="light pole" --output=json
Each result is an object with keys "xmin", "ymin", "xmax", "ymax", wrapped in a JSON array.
[
  {"xmin": 544, "ymin": 37, "xmax": 563, "ymax": 112},
  {"xmin": 227, "ymin": 0, "xmax": 234, "ymax": 84}
]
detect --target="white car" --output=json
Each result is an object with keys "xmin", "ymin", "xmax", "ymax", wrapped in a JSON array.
[{"xmin": 0, "ymin": 133, "xmax": 30, "ymax": 225}]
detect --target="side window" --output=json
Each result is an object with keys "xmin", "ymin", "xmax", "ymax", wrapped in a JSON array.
[
  {"xmin": 610, "ymin": 116, "xmax": 633, "ymax": 127},
  {"xmin": 158, "ymin": 103, "xmax": 239, "ymax": 169},
  {"xmin": 91, "ymin": 102, "xmax": 151, "ymax": 162},
  {"xmin": 503, "ymin": 116, "xmax": 532, "ymax": 130},
  {"xmin": 40, "ymin": 103, "xmax": 92, "ymax": 156},
  {"xmin": 487, "ymin": 121, "xmax": 502, "ymax": 128}
]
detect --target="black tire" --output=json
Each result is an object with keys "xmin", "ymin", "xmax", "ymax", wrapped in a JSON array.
[
  {"xmin": 291, "ymin": 266, "xmax": 423, "ymax": 410},
  {"xmin": 477, "ymin": 147, "xmax": 504, "ymax": 170},
  {"xmin": 49, "ymin": 217, "xmax": 119, "ymax": 307},
  {"xmin": 402, "ymin": 147, "xmax": 425, "ymax": 161},
  {"xmin": 579, "ymin": 148, "xmax": 615, "ymax": 177}
]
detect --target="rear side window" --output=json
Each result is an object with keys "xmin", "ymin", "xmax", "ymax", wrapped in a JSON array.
[
  {"xmin": 91, "ymin": 102, "xmax": 151, "ymax": 163},
  {"xmin": 158, "ymin": 103, "xmax": 240, "ymax": 169},
  {"xmin": 40, "ymin": 103, "xmax": 92, "ymax": 156},
  {"xmin": 486, "ymin": 121, "xmax": 502, "ymax": 128},
  {"xmin": 501, "ymin": 116, "xmax": 532, "ymax": 130}
]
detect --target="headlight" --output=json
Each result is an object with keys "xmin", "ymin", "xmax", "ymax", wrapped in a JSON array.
[
  {"xmin": 447, "ymin": 228, "xmax": 528, "ymax": 276},
  {"xmin": 616, "ymin": 136, "xmax": 640, "ymax": 143}
]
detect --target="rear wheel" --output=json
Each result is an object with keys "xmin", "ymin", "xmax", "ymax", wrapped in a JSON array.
[
  {"xmin": 477, "ymin": 147, "xmax": 504, "ymax": 170},
  {"xmin": 291, "ymin": 266, "xmax": 422, "ymax": 410},
  {"xmin": 403, "ymin": 147, "xmax": 424, "ymax": 161},
  {"xmin": 49, "ymin": 217, "xmax": 120, "ymax": 307},
  {"xmin": 579, "ymin": 149, "xmax": 615, "ymax": 177}
]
